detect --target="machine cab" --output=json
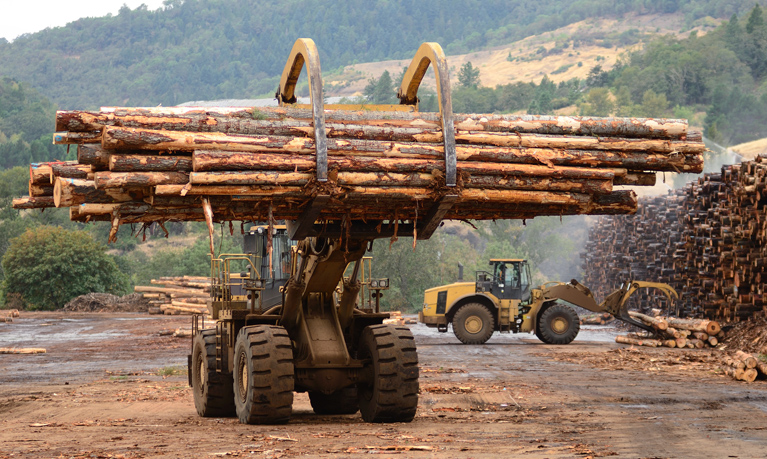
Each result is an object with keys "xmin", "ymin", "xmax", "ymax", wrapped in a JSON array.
[{"xmin": 487, "ymin": 259, "xmax": 532, "ymax": 302}]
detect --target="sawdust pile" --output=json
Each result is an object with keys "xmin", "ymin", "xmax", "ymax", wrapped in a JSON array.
[
  {"xmin": 722, "ymin": 313, "xmax": 767, "ymax": 355},
  {"xmin": 63, "ymin": 293, "xmax": 150, "ymax": 313}
]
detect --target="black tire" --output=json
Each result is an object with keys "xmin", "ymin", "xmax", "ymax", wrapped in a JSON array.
[
  {"xmin": 308, "ymin": 387, "xmax": 359, "ymax": 415},
  {"xmin": 233, "ymin": 325, "xmax": 294, "ymax": 424},
  {"xmin": 452, "ymin": 303, "xmax": 495, "ymax": 344},
  {"xmin": 357, "ymin": 324, "xmax": 419, "ymax": 423},
  {"xmin": 536, "ymin": 303, "xmax": 580, "ymax": 344},
  {"xmin": 191, "ymin": 330, "xmax": 236, "ymax": 417}
]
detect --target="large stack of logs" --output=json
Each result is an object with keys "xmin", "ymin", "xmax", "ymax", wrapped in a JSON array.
[
  {"xmin": 13, "ymin": 106, "xmax": 705, "ymax": 237},
  {"xmin": 581, "ymin": 191, "xmax": 687, "ymax": 314},
  {"xmin": 583, "ymin": 155, "xmax": 767, "ymax": 323},
  {"xmin": 134, "ymin": 276, "xmax": 210, "ymax": 315}
]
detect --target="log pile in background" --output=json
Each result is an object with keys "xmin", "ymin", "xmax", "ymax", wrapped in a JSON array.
[
  {"xmin": 2, "ymin": 309, "xmax": 20, "ymax": 324},
  {"xmin": 13, "ymin": 106, "xmax": 705, "ymax": 236},
  {"xmin": 134, "ymin": 276, "xmax": 210, "ymax": 316},
  {"xmin": 581, "ymin": 191, "xmax": 687, "ymax": 314},
  {"xmin": 583, "ymin": 155, "xmax": 767, "ymax": 323}
]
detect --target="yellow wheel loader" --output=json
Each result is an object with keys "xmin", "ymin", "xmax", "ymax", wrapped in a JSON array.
[{"xmin": 419, "ymin": 259, "xmax": 677, "ymax": 344}]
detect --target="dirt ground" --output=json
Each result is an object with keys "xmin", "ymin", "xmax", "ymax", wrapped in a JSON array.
[{"xmin": 1, "ymin": 312, "xmax": 766, "ymax": 458}]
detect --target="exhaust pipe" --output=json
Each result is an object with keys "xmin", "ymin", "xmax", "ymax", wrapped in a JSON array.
[{"xmin": 457, "ymin": 262, "xmax": 464, "ymax": 282}]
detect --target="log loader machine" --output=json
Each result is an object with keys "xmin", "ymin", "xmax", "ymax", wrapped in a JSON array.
[
  {"xmin": 188, "ymin": 38, "xmax": 460, "ymax": 425},
  {"xmin": 420, "ymin": 258, "xmax": 678, "ymax": 344}
]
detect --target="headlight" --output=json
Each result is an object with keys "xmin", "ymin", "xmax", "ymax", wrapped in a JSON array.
[
  {"xmin": 381, "ymin": 279, "xmax": 389, "ymax": 288},
  {"xmin": 371, "ymin": 280, "xmax": 379, "ymax": 288},
  {"xmin": 254, "ymin": 280, "xmax": 263, "ymax": 288}
]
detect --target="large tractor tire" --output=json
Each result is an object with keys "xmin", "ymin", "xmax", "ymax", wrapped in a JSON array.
[
  {"xmin": 308, "ymin": 387, "xmax": 359, "ymax": 415},
  {"xmin": 233, "ymin": 325, "xmax": 294, "ymax": 424},
  {"xmin": 191, "ymin": 330, "xmax": 236, "ymax": 417},
  {"xmin": 536, "ymin": 303, "xmax": 580, "ymax": 344},
  {"xmin": 452, "ymin": 303, "xmax": 495, "ymax": 344},
  {"xmin": 357, "ymin": 324, "xmax": 419, "ymax": 423}
]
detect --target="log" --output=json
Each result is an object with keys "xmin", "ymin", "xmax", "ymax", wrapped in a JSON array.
[
  {"xmin": 666, "ymin": 317, "xmax": 721, "ymax": 335},
  {"xmin": 735, "ymin": 350, "xmax": 758, "ymax": 369},
  {"xmin": 29, "ymin": 163, "xmax": 53, "ymax": 185},
  {"xmin": 0, "ymin": 348, "xmax": 46, "ymax": 354},
  {"xmin": 49, "ymin": 162, "xmax": 91, "ymax": 182},
  {"xmin": 627, "ymin": 311, "xmax": 668, "ymax": 331},
  {"xmin": 133, "ymin": 286, "xmax": 209, "ymax": 297},
  {"xmin": 78, "ymin": 144, "xmax": 111, "ymax": 168},
  {"xmin": 615, "ymin": 335, "xmax": 662, "ymax": 347},
  {"xmin": 53, "ymin": 178, "xmax": 139, "ymax": 208},
  {"xmin": 94, "ymin": 171, "xmax": 189, "ymax": 189},
  {"xmin": 188, "ymin": 170, "xmax": 614, "ymax": 194},
  {"xmin": 58, "ymin": 107, "xmax": 694, "ymax": 140},
  {"xmin": 109, "ymin": 154, "xmax": 193, "ymax": 172},
  {"xmin": 103, "ymin": 127, "xmax": 701, "ymax": 174},
  {"xmin": 29, "ymin": 183, "xmax": 53, "ymax": 197},
  {"xmin": 12, "ymin": 196, "xmax": 55, "ymax": 209}
]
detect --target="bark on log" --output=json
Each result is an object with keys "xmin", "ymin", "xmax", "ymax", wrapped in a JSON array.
[
  {"xmin": 94, "ymin": 171, "xmax": 189, "ymax": 189},
  {"xmin": 50, "ymin": 162, "xmax": 91, "ymax": 182},
  {"xmin": 30, "ymin": 163, "xmax": 53, "ymax": 185},
  {"xmin": 29, "ymin": 183, "xmax": 53, "ymax": 197},
  {"xmin": 109, "ymin": 154, "xmax": 193, "ymax": 172},
  {"xmin": 78, "ymin": 145, "xmax": 111, "ymax": 169},
  {"xmin": 12, "ymin": 196, "xmax": 55, "ymax": 209},
  {"xmin": 53, "ymin": 178, "xmax": 140, "ymax": 208}
]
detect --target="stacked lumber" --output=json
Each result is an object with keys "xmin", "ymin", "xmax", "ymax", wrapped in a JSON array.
[
  {"xmin": 134, "ymin": 276, "xmax": 210, "ymax": 315},
  {"xmin": 13, "ymin": 106, "xmax": 705, "ymax": 236},
  {"xmin": 615, "ymin": 313, "xmax": 724, "ymax": 348},
  {"xmin": 722, "ymin": 350, "xmax": 767, "ymax": 382}
]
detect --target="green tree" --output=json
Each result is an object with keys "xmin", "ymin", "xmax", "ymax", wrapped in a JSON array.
[
  {"xmin": 640, "ymin": 89, "xmax": 669, "ymax": 117},
  {"xmin": 363, "ymin": 70, "xmax": 397, "ymax": 104},
  {"xmin": 457, "ymin": 61, "xmax": 481, "ymax": 89},
  {"xmin": 580, "ymin": 88, "xmax": 614, "ymax": 116},
  {"xmin": 2, "ymin": 226, "xmax": 129, "ymax": 309},
  {"xmin": 528, "ymin": 75, "xmax": 556, "ymax": 114}
]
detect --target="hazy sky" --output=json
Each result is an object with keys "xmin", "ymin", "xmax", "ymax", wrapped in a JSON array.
[{"xmin": 0, "ymin": 0, "xmax": 167, "ymax": 42}]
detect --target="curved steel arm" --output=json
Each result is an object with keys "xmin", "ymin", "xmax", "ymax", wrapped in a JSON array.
[
  {"xmin": 397, "ymin": 42, "xmax": 456, "ymax": 187},
  {"xmin": 277, "ymin": 38, "xmax": 328, "ymax": 182}
]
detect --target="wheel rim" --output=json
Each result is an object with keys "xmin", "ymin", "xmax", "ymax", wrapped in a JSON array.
[
  {"xmin": 551, "ymin": 317, "xmax": 569, "ymax": 334},
  {"xmin": 196, "ymin": 353, "xmax": 205, "ymax": 391},
  {"xmin": 465, "ymin": 315, "xmax": 483, "ymax": 334},
  {"xmin": 237, "ymin": 350, "xmax": 248, "ymax": 403}
]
